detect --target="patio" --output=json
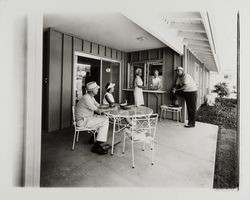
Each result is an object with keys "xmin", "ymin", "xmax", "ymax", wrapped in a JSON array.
[{"xmin": 41, "ymin": 119, "xmax": 218, "ymax": 187}]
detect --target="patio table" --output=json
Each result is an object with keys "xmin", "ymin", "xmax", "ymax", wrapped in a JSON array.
[{"xmin": 99, "ymin": 105, "xmax": 153, "ymax": 155}]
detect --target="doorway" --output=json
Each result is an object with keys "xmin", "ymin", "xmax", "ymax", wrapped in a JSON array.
[
  {"xmin": 101, "ymin": 60, "xmax": 120, "ymax": 103},
  {"xmin": 73, "ymin": 52, "xmax": 121, "ymax": 106},
  {"xmin": 76, "ymin": 56, "xmax": 101, "ymax": 102}
]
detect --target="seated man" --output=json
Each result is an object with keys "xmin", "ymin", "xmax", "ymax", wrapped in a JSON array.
[{"xmin": 75, "ymin": 81, "xmax": 109, "ymax": 155}]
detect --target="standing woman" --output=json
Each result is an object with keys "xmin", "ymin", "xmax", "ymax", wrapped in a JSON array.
[
  {"xmin": 134, "ymin": 68, "xmax": 144, "ymax": 106},
  {"xmin": 151, "ymin": 69, "xmax": 162, "ymax": 90}
]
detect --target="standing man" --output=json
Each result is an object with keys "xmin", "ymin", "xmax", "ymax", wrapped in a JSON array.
[
  {"xmin": 75, "ymin": 81, "xmax": 109, "ymax": 154},
  {"xmin": 172, "ymin": 66, "xmax": 197, "ymax": 128}
]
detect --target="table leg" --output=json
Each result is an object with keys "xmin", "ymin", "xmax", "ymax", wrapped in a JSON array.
[
  {"xmin": 179, "ymin": 110, "xmax": 181, "ymax": 122},
  {"xmin": 177, "ymin": 111, "xmax": 179, "ymax": 124},
  {"xmin": 160, "ymin": 108, "xmax": 163, "ymax": 121}
]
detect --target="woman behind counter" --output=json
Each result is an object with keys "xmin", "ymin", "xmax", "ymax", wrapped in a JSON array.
[
  {"xmin": 134, "ymin": 68, "xmax": 144, "ymax": 106},
  {"xmin": 151, "ymin": 70, "xmax": 162, "ymax": 90}
]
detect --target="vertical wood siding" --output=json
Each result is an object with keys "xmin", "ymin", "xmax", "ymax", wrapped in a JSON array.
[
  {"xmin": 43, "ymin": 28, "xmax": 124, "ymax": 132},
  {"xmin": 61, "ymin": 34, "xmax": 73, "ymax": 129},
  {"xmin": 48, "ymin": 30, "xmax": 63, "ymax": 131}
]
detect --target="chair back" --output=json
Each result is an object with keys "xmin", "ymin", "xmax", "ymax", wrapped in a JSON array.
[{"xmin": 131, "ymin": 114, "xmax": 158, "ymax": 140}]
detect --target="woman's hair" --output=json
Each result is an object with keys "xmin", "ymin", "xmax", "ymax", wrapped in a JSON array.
[{"xmin": 135, "ymin": 68, "xmax": 142, "ymax": 75}]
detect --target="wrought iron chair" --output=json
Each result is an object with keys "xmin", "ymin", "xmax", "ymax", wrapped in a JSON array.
[
  {"xmin": 122, "ymin": 113, "xmax": 159, "ymax": 168},
  {"xmin": 71, "ymin": 106, "xmax": 97, "ymax": 150}
]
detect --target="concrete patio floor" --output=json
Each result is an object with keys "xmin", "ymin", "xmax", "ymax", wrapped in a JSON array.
[{"xmin": 41, "ymin": 119, "xmax": 218, "ymax": 187}]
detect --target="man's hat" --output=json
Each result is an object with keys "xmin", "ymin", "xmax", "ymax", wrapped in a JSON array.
[
  {"xmin": 86, "ymin": 81, "xmax": 100, "ymax": 91},
  {"xmin": 174, "ymin": 66, "xmax": 184, "ymax": 72}
]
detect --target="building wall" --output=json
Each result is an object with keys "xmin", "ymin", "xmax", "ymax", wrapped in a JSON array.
[
  {"xmin": 43, "ymin": 33, "xmax": 211, "ymax": 131},
  {"xmin": 186, "ymin": 49, "xmax": 210, "ymax": 108},
  {"xmin": 124, "ymin": 47, "xmax": 183, "ymax": 120},
  {"xmin": 43, "ymin": 28, "xmax": 126, "ymax": 133}
]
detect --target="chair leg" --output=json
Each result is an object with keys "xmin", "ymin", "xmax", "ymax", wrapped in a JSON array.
[
  {"xmin": 122, "ymin": 132, "xmax": 126, "ymax": 154},
  {"xmin": 176, "ymin": 111, "xmax": 179, "ymax": 124},
  {"xmin": 131, "ymin": 140, "xmax": 135, "ymax": 168},
  {"xmin": 76, "ymin": 131, "xmax": 80, "ymax": 142},
  {"xmin": 179, "ymin": 110, "xmax": 182, "ymax": 122},
  {"xmin": 117, "ymin": 118, "xmax": 121, "ymax": 130},
  {"xmin": 93, "ymin": 131, "xmax": 96, "ymax": 142},
  {"xmin": 111, "ymin": 118, "xmax": 116, "ymax": 156},
  {"xmin": 72, "ymin": 131, "xmax": 77, "ymax": 150},
  {"xmin": 142, "ymin": 142, "xmax": 145, "ymax": 151},
  {"xmin": 151, "ymin": 140, "xmax": 155, "ymax": 165}
]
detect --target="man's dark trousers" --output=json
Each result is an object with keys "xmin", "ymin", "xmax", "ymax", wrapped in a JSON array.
[{"xmin": 172, "ymin": 90, "xmax": 197, "ymax": 126}]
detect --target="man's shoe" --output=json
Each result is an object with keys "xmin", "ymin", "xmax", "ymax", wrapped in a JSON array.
[
  {"xmin": 91, "ymin": 143, "xmax": 108, "ymax": 155},
  {"xmin": 184, "ymin": 124, "xmax": 195, "ymax": 128}
]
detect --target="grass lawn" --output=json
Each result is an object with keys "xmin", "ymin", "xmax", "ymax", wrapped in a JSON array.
[{"xmin": 196, "ymin": 98, "xmax": 238, "ymax": 189}]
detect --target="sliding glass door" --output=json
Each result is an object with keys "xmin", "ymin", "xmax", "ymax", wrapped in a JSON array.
[
  {"xmin": 75, "ymin": 56, "xmax": 101, "ymax": 103},
  {"xmin": 73, "ymin": 52, "xmax": 121, "ymax": 106},
  {"xmin": 101, "ymin": 60, "xmax": 120, "ymax": 103}
]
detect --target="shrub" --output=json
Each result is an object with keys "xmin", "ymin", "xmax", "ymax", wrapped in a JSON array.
[
  {"xmin": 213, "ymin": 82, "xmax": 230, "ymax": 98},
  {"xmin": 215, "ymin": 97, "xmax": 237, "ymax": 108},
  {"xmin": 196, "ymin": 97, "xmax": 237, "ymax": 129}
]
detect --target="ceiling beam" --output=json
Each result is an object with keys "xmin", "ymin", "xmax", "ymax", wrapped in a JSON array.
[
  {"xmin": 198, "ymin": 56, "xmax": 214, "ymax": 60},
  {"xmin": 178, "ymin": 31, "xmax": 208, "ymax": 41},
  {"xmin": 189, "ymin": 50, "xmax": 216, "ymax": 69},
  {"xmin": 199, "ymin": 58, "xmax": 215, "ymax": 67},
  {"xmin": 190, "ymin": 50, "xmax": 213, "ymax": 56},
  {"xmin": 196, "ymin": 55, "xmax": 215, "ymax": 64},
  {"xmin": 197, "ymin": 53, "xmax": 214, "ymax": 57},
  {"xmin": 197, "ymin": 55, "xmax": 215, "ymax": 61},
  {"xmin": 161, "ymin": 12, "xmax": 201, "ymax": 20},
  {"xmin": 183, "ymin": 38, "xmax": 210, "ymax": 47},
  {"xmin": 170, "ymin": 22, "xmax": 206, "ymax": 33},
  {"xmin": 188, "ymin": 45, "xmax": 211, "ymax": 51},
  {"xmin": 165, "ymin": 19, "xmax": 202, "ymax": 24},
  {"xmin": 198, "ymin": 55, "xmax": 214, "ymax": 62},
  {"xmin": 192, "ymin": 50, "xmax": 213, "ymax": 55}
]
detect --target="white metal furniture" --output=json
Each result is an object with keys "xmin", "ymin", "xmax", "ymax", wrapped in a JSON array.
[
  {"xmin": 100, "ymin": 105, "xmax": 153, "ymax": 156},
  {"xmin": 160, "ymin": 105, "xmax": 182, "ymax": 123},
  {"xmin": 122, "ymin": 114, "xmax": 159, "ymax": 168},
  {"xmin": 71, "ymin": 106, "xmax": 97, "ymax": 150}
]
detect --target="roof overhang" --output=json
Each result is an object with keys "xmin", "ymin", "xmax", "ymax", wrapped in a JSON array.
[{"xmin": 122, "ymin": 11, "xmax": 219, "ymax": 72}]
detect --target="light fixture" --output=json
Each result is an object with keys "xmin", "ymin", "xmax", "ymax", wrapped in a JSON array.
[{"xmin": 136, "ymin": 36, "xmax": 147, "ymax": 41}]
